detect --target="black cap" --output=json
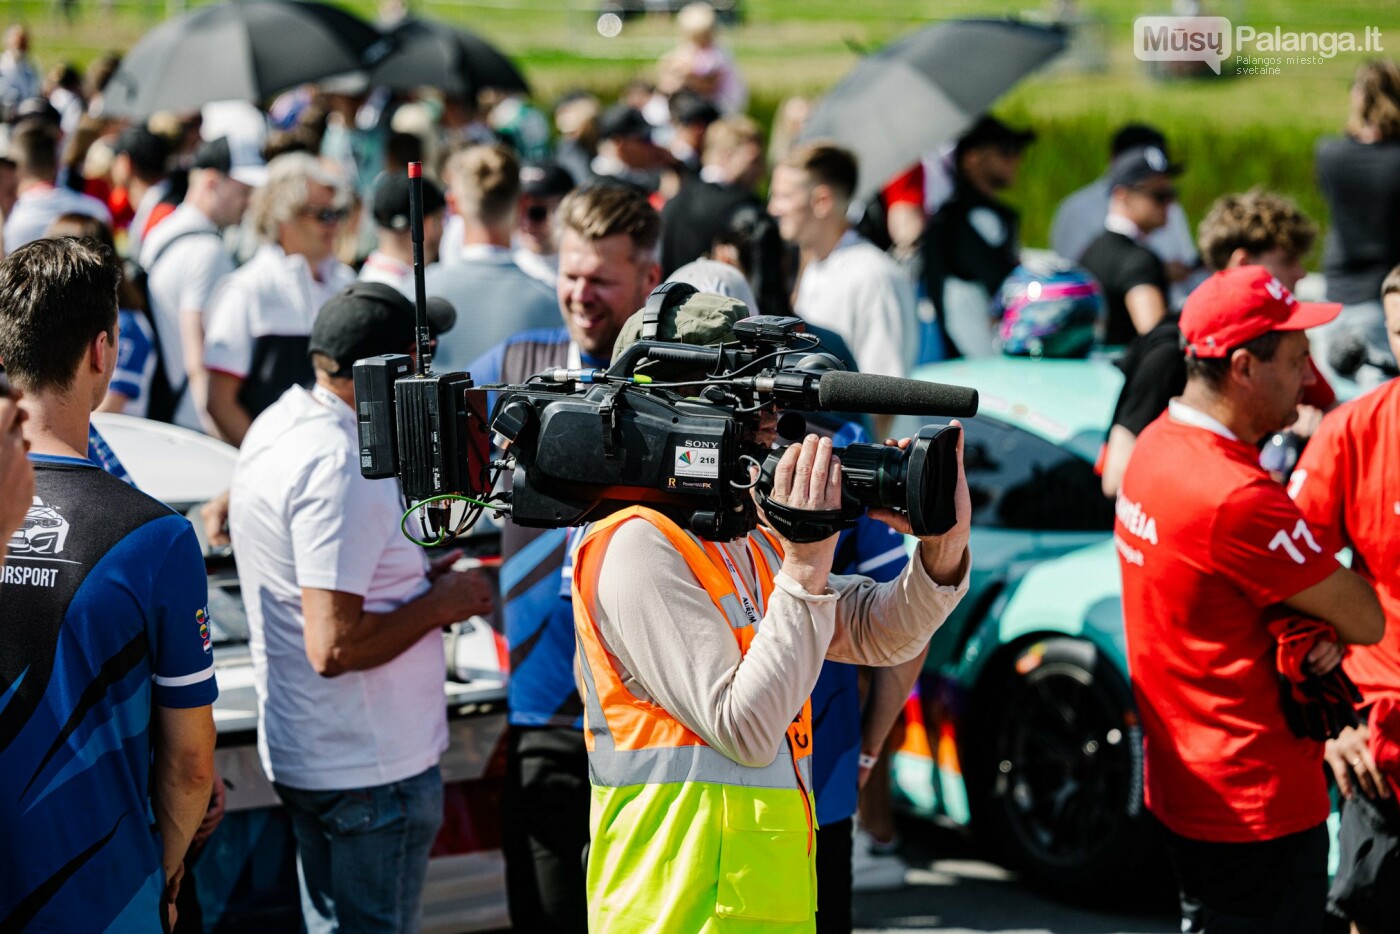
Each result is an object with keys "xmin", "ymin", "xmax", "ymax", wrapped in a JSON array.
[
  {"xmin": 1110, "ymin": 123, "xmax": 1167, "ymax": 157},
  {"xmin": 1109, "ymin": 145, "xmax": 1183, "ymax": 190},
  {"xmin": 520, "ymin": 161, "xmax": 575, "ymax": 199},
  {"xmin": 671, "ymin": 92, "xmax": 720, "ymax": 127},
  {"xmin": 373, "ymin": 172, "xmax": 446, "ymax": 231},
  {"xmin": 598, "ymin": 105, "xmax": 652, "ymax": 141},
  {"xmin": 191, "ymin": 136, "xmax": 268, "ymax": 187},
  {"xmin": 114, "ymin": 125, "xmax": 170, "ymax": 176},
  {"xmin": 957, "ymin": 115, "xmax": 1036, "ymax": 154},
  {"xmin": 309, "ymin": 282, "xmax": 456, "ymax": 375}
]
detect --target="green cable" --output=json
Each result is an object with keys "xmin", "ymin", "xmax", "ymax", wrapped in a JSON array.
[{"xmin": 400, "ymin": 493, "xmax": 497, "ymax": 547}]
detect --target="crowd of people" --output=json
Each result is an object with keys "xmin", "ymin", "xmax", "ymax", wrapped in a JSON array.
[{"xmin": 0, "ymin": 5, "xmax": 1398, "ymax": 933}]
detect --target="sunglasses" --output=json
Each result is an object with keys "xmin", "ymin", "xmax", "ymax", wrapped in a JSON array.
[
  {"xmin": 525, "ymin": 204, "xmax": 550, "ymax": 223},
  {"xmin": 300, "ymin": 206, "xmax": 350, "ymax": 225},
  {"xmin": 1136, "ymin": 186, "xmax": 1178, "ymax": 205}
]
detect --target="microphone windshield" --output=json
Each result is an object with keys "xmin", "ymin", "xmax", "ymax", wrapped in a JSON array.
[
  {"xmin": 1327, "ymin": 331, "xmax": 1368, "ymax": 380},
  {"xmin": 816, "ymin": 371, "xmax": 978, "ymax": 418}
]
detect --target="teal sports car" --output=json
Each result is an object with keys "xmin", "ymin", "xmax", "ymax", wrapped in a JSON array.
[{"xmin": 889, "ymin": 356, "xmax": 1155, "ymax": 891}]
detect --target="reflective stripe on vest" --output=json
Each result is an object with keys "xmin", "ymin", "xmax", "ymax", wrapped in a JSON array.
[{"xmin": 588, "ymin": 740, "xmax": 807, "ymax": 789}]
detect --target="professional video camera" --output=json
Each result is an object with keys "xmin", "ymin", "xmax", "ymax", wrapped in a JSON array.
[{"xmin": 352, "ymin": 166, "xmax": 980, "ymax": 544}]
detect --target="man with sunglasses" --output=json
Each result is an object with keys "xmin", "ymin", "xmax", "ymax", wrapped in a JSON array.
[
  {"xmin": 203, "ymin": 153, "xmax": 355, "ymax": 446},
  {"xmin": 1080, "ymin": 145, "xmax": 1179, "ymax": 348},
  {"xmin": 512, "ymin": 161, "xmax": 575, "ymax": 289}
]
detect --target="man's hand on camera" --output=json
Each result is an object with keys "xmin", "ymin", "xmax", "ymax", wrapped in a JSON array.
[
  {"xmin": 754, "ymin": 434, "xmax": 843, "ymax": 595},
  {"xmin": 427, "ymin": 566, "xmax": 495, "ymax": 623},
  {"xmin": 867, "ymin": 419, "xmax": 972, "ymax": 587}
]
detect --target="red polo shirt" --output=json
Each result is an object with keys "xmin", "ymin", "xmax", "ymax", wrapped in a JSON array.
[
  {"xmin": 1292, "ymin": 379, "xmax": 1400, "ymax": 705},
  {"xmin": 1117, "ymin": 403, "xmax": 1338, "ymax": 842}
]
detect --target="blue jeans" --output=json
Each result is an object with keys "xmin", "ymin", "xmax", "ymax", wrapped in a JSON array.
[{"xmin": 274, "ymin": 765, "xmax": 444, "ymax": 934}]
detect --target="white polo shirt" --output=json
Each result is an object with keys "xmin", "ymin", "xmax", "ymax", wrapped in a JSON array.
[
  {"xmin": 228, "ymin": 383, "xmax": 448, "ymax": 791},
  {"xmin": 794, "ymin": 229, "xmax": 917, "ymax": 378},
  {"xmin": 204, "ymin": 243, "xmax": 355, "ymax": 381}
]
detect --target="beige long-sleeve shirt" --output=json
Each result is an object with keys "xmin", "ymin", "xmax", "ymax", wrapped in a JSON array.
[{"xmin": 589, "ymin": 519, "xmax": 969, "ymax": 769}]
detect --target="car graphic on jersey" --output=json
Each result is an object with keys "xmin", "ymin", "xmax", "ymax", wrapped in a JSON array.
[{"xmin": 10, "ymin": 496, "xmax": 70, "ymax": 556}]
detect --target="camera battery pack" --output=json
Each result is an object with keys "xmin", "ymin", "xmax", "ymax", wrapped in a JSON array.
[{"xmin": 354, "ymin": 354, "xmax": 412, "ymax": 479}]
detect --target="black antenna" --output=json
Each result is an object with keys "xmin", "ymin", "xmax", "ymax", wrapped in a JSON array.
[{"xmin": 408, "ymin": 161, "xmax": 432, "ymax": 376}]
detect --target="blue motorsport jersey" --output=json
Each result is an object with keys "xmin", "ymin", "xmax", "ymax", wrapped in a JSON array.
[
  {"xmin": 471, "ymin": 329, "xmax": 608, "ymax": 730},
  {"xmin": 0, "ymin": 455, "xmax": 218, "ymax": 931}
]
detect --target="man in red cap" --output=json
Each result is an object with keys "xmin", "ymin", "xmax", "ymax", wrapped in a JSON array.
[{"xmin": 1116, "ymin": 265, "xmax": 1384, "ymax": 933}]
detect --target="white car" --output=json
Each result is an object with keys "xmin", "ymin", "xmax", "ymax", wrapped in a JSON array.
[{"xmin": 92, "ymin": 414, "xmax": 511, "ymax": 932}]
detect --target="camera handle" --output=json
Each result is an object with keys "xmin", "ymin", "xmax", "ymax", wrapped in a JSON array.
[{"xmin": 753, "ymin": 490, "xmax": 854, "ymax": 544}]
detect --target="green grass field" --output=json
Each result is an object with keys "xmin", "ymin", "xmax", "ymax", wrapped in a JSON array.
[{"xmin": 7, "ymin": 0, "xmax": 1396, "ymax": 252}]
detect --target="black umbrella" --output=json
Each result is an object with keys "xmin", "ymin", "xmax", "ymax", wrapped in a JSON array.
[
  {"xmin": 371, "ymin": 18, "xmax": 529, "ymax": 98},
  {"xmin": 100, "ymin": 0, "xmax": 392, "ymax": 119},
  {"xmin": 800, "ymin": 18, "xmax": 1067, "ymax": 205}
]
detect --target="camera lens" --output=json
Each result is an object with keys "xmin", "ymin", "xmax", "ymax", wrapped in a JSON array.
[{"xmin": 756, "ymin": 424, "xmax": 960, "ymax": 537}]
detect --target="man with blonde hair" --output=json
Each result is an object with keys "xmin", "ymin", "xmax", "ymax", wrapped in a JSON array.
[
  {"xmin": 464, "ymin": 181, "xmax": 661, "ymax": 933},
  {"xmin": 203, "ymin": 152, "xmax": 355, "ymax": 445},
  {"xmin": 427, "ymin": 143, "xmax": 556, "ymax": 371}
]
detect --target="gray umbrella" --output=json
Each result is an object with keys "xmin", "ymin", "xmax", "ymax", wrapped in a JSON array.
[
  {"xmin": 800, "ymin": 18, "xmax": 1067, "ymax": 205},
  {"xmin": 100, "ymin": 0, "xmax": 393, "ymax": 119}
]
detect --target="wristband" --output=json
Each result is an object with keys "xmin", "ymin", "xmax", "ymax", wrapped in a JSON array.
[{"xmin": 858, "ymin": 753, "xmax": 880, "ymax": 770}]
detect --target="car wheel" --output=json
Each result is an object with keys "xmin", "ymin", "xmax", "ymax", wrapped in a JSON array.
[{"xmin": 974, "ymin": 637, "xmax": 1155, "ymax": 891}]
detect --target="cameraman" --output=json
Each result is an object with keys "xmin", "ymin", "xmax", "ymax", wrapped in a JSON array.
[{"xmin": 572, "ymin": 293, "xmax": 971, "ymax": 931}]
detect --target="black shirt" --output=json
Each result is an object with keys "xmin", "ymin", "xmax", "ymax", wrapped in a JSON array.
[
  {"xmin": 1080, "ymin": 230, "xmax": 1169, "ymax": 348},
  {"xmin": 659, "ymin": 179, "xmax": 760, "ymax": 278},
  {"xmin": 1316, "ymin": 136, "xmax": 1400, "ymax": 305},
  {"xmin": 920, "ymin": 177, "xmax": 1021, "ymax": 357},
  {"xmin": 1110, "ymin": 317, "xmax": 1185, "ymax": 435}
]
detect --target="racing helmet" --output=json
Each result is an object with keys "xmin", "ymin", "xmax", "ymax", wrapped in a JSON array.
[{"xmin": 995, "ymin": 258, "xmax": 1105, "ymax": 359}]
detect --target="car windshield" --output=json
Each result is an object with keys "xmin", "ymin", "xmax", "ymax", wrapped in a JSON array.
[{"xmin": 892, "ymin": 413, "xmax": 1113, "ymax": 532}]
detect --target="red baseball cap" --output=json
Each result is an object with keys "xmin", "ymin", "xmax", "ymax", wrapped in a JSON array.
[{"xmin": 1180, "ymin": 267, "xmax": 1340, "ymax": 359}]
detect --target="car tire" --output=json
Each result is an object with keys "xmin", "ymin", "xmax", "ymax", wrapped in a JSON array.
[{"xmin": 971, "ymin": 637, "xmax": 1157, "ymax": 893}]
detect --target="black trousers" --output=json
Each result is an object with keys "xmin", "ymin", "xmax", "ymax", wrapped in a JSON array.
[
  {"xmin": 816, "ymin": 817, "xmax": 854, "ymax": 934},
  {"xmin": 503, "ymin": 725, "xmax": 591, "ymax": 934},
  {"xmin": 1168, "ymin": 823, "xmax": 1329, "ymax": 934}
]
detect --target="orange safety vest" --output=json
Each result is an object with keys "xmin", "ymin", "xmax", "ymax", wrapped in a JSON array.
[{"xmin": 572, "ymin": 506, "xmax": 818, "ymax": 932}]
